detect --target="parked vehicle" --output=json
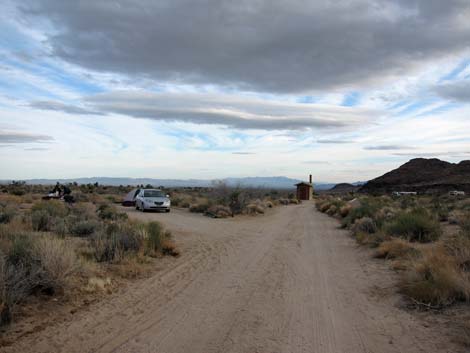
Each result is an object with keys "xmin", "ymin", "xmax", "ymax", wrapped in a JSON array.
[
  {"xmin": 392, "ymin": 191, "xmax": 417, "ymax": 196},
  {"xmin": 135, "ymin": 189, "xmax": 171, "ymax": 212},
  {"xmin": 449, "ymin": 190, "xmax": 466, "ymax": 196}
]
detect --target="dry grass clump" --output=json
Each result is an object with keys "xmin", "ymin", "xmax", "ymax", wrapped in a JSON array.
[
  {"xmin": 189, "ymin": 203, "xmax": 210, "ymax": 213},
  {"xmin": 245, "ymin": 203, "xmax": 265, "ymax": 215},
  {"xmin": 326, "ymin": 205, "xmax": 337, "ymax": 216},
  {"xmin": 31, "ymin": 236, "xmax": 79, "ymax": 292},
  {"xmin": 375, "ymin": 238, "xmax": 419, "ymax": 259},
  {"xmin": 399, "ymin": 245, "xmax": 470, "ymax": 307},
  {"xmin": 352, "ymin": 217, "xmax": 377, "ymax": 235},
  {"xmin": 0, "ymin": 204, "xmax": 16, "ymax": 224},
  {"xmin": 354, "ymin": 231, "xmax": 387, "ymax": 248},
  {"xmin": 0, "ymin": 232, "xmax": 80, "ymax": 325},
  {"xmin": 339, "ymin": 204, "xmax": 351, "ymax": 217},
  {"xmin": 205, "ymin": 205, "xmax": 232, "ymax": 218}
]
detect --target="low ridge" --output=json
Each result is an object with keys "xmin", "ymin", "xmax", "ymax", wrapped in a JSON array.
[{"xmin": 360, "ymin": 158, "xmax": 470, "ymax": 194}]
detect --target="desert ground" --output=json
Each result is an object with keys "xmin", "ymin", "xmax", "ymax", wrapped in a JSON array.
[{"xmin": 4, "ymin": 202, "xmax": 462, "ymax": 353}]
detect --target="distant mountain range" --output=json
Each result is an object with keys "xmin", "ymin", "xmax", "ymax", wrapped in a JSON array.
[
  {"xmin": 360, "ymin": 158, "xmax": 470, "ymax": 193},
  {"xmin": 0, "ymin": 176, "xmax": 348, "ymax": 190}
]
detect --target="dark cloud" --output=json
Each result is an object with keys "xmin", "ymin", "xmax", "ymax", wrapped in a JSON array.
[
  {"xmin": 29, "ymin": 101, "xmax": 103, "ymax": 115},
  {"xmin": 0, "ymin": 131, "xmax": 54, "ymax": 143},
  {"xmin": 19, "ymin": 0, "xmax": 470, "ymax": 93},
  {"xmin": 364, "ymin": 145, "xmax": 415, "ymax": 150},
  {"xmin": 81, "ymin": 91, "xmax": 375, "ymax": 131},
  {"xmin": 434, "ymin": 81, "xmax": 470, "ymax": 102}
]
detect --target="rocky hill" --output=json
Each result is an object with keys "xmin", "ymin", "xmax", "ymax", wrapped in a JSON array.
[
  {"xmin": 360, "ymin": 158, "xmax": 470, "ymax": 194},
  {"xmin": 327, "ymin": 183, "xmax": 360, "ymax": 193}
]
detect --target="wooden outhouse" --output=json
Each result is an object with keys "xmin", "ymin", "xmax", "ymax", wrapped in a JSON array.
[{"xmin": 295, "ymin": 175, "xmax": 314, "ymax": 200}]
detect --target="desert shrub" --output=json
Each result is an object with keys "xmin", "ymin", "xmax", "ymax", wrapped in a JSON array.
[
  {"xmin": 31, "ymin": 210, "xmax": 51, "ymax": 231},
  {"xmin": 399, "ymin": 196, "xmax": 417, "ymax": 210},
  {"xmin": 97, "ymin": 204, "xmax": 127, "ymax": 221},
  {"xmin": 289, "ymin": 199, "xmax": 300, "ymax": 204},
  {"xmin": 0, "ymin": 251, "xmax": 31, "ymax": 325},
  {"xmin": 446, "ymin": 233, "xmax": 470, "ymax": 272},
  {"xmin": 375, "ymin": 238, "xmax": 419, "ymax": 259},
  {"xmin": 326, "ymin": 205, "xmax": 338, "ymax": 216},
  {"xmin": 91, "ymin": 222, "xmax": 143, "ymax": 263},
  {"xmin": 52, "ymin": 218, "xmax": 68, "ymax": 237},
  {"xmin": 228, "ymin": 189, "xmax": 247, "ymax": 215},
  {"xmin": 205, "ymin": 205, "xmax": 231, "ymax": 218},
  {"xmin": 72, "ymin": 191, "xmax": 89, "ymax": 202},
  {"xmin": 31, "ymin": 201, "xmax": 68, "ymax": 218},
  {"xmin": 279, "ymin": 199, "xmax": 289, "ymax": 206},
  {"xmin": 318, "ymin": 202, "xmax": 332, "ymax": 213},
  {"xmin": 171, "ymin": 197, "xmax": 182, "ymax": 207},
  {"xmin": 70, "ymin": 202, "xmax": 95, "ymax": 218},
  {"xmin": 386, "ymin": 209, "xmax": 441, "ymax": 243},
  {"xmin": 0, "ymin": 232, "xmax": 79, "ymax": 325},
  {"xmin": 106, "ymin": 222, "xmax": 143, "ymax": 253},
  {"xmin": 460, "ymin": 214, "xmax": 470, "ymax": 234},
  {"xmin": 399, "ymin": 247, "xmax": 470, "ymax": 306},
  {"xmin": 339, "ymin": 205, "xmax": 351, "ymax": 217},
  {"xmin": 264, "ymin": 201, "xmax": 273, "ymax": 208},
  {"xmin": 144, "ymin": 221, "xmax": 171, "ymax": 256},
  {"xmin": 341, "ymin": 200, "xmax": 379, "ymax": 228},
  {"xmin": 90, "ymin": 232, "xmax": 119, "ymax": 263},
  {"xmin": 448, "ymin": 211, "xmax": 463, "ymax": 225},
  {"xmin": 355, "ymin": 231, "xmax": 387, "ymax": 248},
  {"xmin": 0, "ymin": 206, "xmax": 16, "ymax": 224},
  {"xmin": 189, "ymin": 203, "xmax": 209, "ymax": 213},
  {"xmin": 245, "ymin": 203, "xmax": 265, "ymax": 215},
  {"xmin": 352, "ymin": 217, "xmax": 377, "ymax": 234},
  {"xmin": 161, "ymin": 239, "xmax": 180, "ymax": 257},
  {"xmin": 70, "ymin": 220, "xmax": 99, "ymax": 237},
  {"xmin": 31, "ymin": 236, "xmax": 79, "ymax": 293}
]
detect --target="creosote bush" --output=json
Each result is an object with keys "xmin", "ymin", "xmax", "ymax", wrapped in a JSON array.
[
  {"xmin": 70, "ymin": 219, "xmax": 99, "ymax": 237},
  {"xmin": 386, "ymin": 209, "xmax": 441, "ymax": 243}
]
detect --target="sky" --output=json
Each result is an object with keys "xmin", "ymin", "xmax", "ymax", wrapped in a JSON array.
[{"xmin": 1, "ymin": 0, "xmax": 470, "ymax": 183}]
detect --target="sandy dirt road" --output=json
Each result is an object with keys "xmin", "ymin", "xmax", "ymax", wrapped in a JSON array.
[{"xmin": 5, "ymin": 202, "xmax": 460, "ymax": 353}]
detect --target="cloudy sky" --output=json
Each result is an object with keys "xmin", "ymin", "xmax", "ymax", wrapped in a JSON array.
[{"xmin": 1, "ymin": 0, "xmax": 470, "ymax": 182}]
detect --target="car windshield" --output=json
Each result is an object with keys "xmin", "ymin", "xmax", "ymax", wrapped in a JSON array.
[{"xmin": 143, "ymin": 190, "xmax": 165, "ymax": 198}]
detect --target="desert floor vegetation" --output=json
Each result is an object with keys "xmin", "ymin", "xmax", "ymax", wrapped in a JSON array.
[
  {"xmin": 168, "ymin": 182, "xmax": 298, "ymax": 218},
  {"xmin": 316, "ymin": 192, "xmax": 470, "ymax": 346},
  {"xmin": 0, "ymin": 182, "xmax": 179, "ymax": 336}
]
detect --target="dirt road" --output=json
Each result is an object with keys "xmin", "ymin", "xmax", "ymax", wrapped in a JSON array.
[{"xmin": 5, "ymin": 203, "xmax": 459, "ymax": 353}]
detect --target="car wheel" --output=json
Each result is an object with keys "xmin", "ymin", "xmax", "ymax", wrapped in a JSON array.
[
  {"xmin": 166, "ymin": 209, "xmax": 170, "ymax": 213},
  {"xmin": 135, "ymin": 203, "xmax": 139, "ymax": 210}
]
